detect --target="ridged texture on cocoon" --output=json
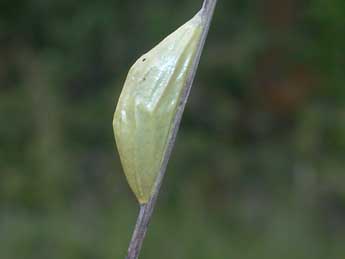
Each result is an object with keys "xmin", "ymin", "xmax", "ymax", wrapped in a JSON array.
[{"xmin": 113, "ymin": 12, "xmax": 203, "ymax": 204}]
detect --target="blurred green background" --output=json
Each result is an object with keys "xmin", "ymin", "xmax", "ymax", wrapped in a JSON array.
[{"xmin": 1, "ymin": 0, "xmax": 344, "ymax": 258}]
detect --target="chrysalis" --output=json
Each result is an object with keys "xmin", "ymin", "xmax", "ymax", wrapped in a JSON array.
[{"xmin": 113, "ymin": 11, "xmax": 204, "ymax": 204}]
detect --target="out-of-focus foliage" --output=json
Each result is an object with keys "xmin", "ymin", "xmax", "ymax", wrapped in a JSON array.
[{"xmin": 0, "ymin": 0, "xmax": 344, "ymax": 258}]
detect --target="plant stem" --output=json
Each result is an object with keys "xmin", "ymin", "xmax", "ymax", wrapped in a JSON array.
[{"xmin": 125, "ymin": 1, "xmax": 218, "ymax": 258}]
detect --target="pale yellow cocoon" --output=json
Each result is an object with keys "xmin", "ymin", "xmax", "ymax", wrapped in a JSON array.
[{"xmin": 113, "ymin": 12, "xmax": 203, "ymax": 204}]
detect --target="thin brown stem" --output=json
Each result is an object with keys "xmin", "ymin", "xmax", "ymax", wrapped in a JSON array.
[{"xmin": 126, "ymin": 1, "xmax": 218, "ymax": 258}]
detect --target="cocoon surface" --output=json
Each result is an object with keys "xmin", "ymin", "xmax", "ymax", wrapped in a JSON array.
[{"xmin": 113, "ymin": 12, "xmax": 203, "ymax": 204}]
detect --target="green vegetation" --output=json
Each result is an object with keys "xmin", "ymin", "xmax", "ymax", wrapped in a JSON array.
[{"xmin": 0, "ymin": 0, "xmax": 344, "ymax": 258}]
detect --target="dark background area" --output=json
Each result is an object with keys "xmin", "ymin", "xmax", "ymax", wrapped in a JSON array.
[{"xmin": 1, "ymin": 0, "xmax": 344, "ymax": 258}]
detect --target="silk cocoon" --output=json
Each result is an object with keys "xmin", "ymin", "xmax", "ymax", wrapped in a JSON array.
[{"xmin": 113, "ymin": 12, "xmax": 203, "ymax": 204}]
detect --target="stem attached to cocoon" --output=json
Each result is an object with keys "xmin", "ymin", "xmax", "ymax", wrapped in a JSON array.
[{"xmin": 113, "ymin": 1, "xmax": 218, "ymax": 258}]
